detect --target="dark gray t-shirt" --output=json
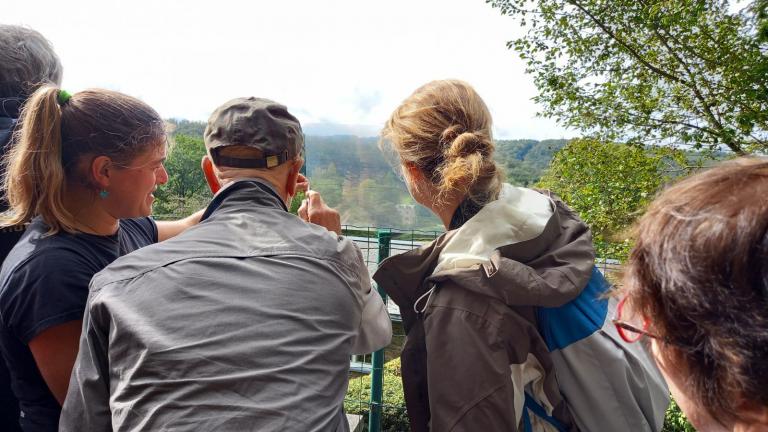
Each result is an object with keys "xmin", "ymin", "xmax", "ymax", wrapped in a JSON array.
[
  {"xmin": 0, "ymin": 217, "xmax": 157, "ymax": 432},
  {"xmin": 0, "ymin": 111, "xmax": 22, "ymax": 432}
]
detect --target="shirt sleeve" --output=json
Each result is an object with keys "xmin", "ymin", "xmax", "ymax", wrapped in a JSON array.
[
  {"xmin": 344, "ymin": 242, "xmax": 392, "ymax": 355},
  {"xmin": 123, "ymin": 217, "xmax": 158, "ymax": 245},
  {"xmin": 2, "ymin": 250, "xmax": 92, "ymax": 343},
  {"xmin": 59, "ymin": 290, "xmax": 112, "ymax": 432}
]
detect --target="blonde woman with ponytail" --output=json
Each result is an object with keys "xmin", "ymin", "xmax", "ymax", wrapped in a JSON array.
[
  {"xmin": 0, "ymin": 86, "xmax": 202, "ymax": 432},
  {"xmin": 372, "ymin": 80, "xmax": 669, "ymax": 432}
]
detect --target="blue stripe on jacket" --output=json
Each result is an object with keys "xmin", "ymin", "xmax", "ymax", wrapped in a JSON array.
[{"xmin": 536, "ymin": 266, "xmax": 611, "ymax": 352}]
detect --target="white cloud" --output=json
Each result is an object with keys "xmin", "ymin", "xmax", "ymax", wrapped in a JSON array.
[{"xmin": 4, "ymin": 0, "xmax": 575, "ymax": 139}]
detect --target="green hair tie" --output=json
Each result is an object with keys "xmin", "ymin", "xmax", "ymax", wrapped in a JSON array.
[{"xmin": 57, "ymin": 90, "xmax": 72, "ymax": 105}]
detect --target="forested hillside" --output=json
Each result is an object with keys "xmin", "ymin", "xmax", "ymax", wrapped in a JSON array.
[
  {"xmin": 161, "ymin": 120, "xmax": 565, "ymax": 230},
  {"xmin": 494, "ymin": 139, "xmax": 566, "ymax": 186}
]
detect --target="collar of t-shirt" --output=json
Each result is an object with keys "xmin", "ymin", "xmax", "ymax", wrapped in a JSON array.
[{"xmin": 200, "ymin": 178, "xmax": 288, "ymax": 222}]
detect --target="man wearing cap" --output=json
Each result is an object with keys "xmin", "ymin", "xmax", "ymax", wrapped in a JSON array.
[{"xmin": 59, "ymin": 97, "xmax": 392, "ymax": 432}]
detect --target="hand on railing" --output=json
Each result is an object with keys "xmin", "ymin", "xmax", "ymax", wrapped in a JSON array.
[{"xmin": 298, "ymin": 190, "xmax": 342, "ymax": 235}]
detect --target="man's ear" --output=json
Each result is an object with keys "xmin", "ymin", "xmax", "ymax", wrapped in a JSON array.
[
  {"xmin": 90, "ymin": 156, "xmax": 112, "ymax": 190},
  {"xmin": 201, "ymin": 155, "xmax": 221, "ymax": 194},
  {"xmin": 285, "ymin": 159, "xmax": 303, "ymax": 198}
]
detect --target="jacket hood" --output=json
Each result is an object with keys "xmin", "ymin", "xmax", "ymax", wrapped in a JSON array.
[
  {"xmin": 434, "ymin": 184, "xmax": 554, "ymax": 273},
  {"xmin": 374, "ymin": 186, "xmax": 595, "ymax": 333}
]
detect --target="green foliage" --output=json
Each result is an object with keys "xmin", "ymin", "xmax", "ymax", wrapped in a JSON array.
[
  {"xmin": 538, "ymin": 139, "xmax": 686, "ymax": 259},
  {"xmin": 757, "ymin": 0, "xmax": 768, "ymax": 42},
  {"xmin": 167, "ymin": 119, "xmax": 206, "ymax": 138},
  {"xmin": 663, "ymin": 399, "xmax": 697, "ymax": 432},
  {"xmin": 495, "ymin": 139, "xmax": 567, "ymax": 185},
  {"xmin": 487, "ymin": 0, "xmax": 768, "ymax": 154},
  {"xmin": 154, "ymin": 134, "xmax": 212, "ymax": 217},
  {"xmin": 288, "ymin": 191, "xmax": 306, "ymax": 215},
  {"xmin": 345, "ymin": 358, "xmax": 409, "ymax": 432}
]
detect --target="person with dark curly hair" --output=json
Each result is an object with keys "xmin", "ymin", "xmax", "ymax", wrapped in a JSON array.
[{"xmin": 616, "ymin": 157, "xmax": 768, "ymax": 431}]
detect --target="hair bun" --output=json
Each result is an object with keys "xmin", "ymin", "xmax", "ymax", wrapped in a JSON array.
[
  {"xmin": 439, "ymin": 124, "xmax": 465, "ymax": 147},
  {"xmin": 446, "ymin": 131, "xmax": 489, "ymax": 159}
]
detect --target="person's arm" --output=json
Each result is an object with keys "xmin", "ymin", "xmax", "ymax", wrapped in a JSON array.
[
  {"xmin": 352, "ymin": 278, "xmax": 392, "ymax": 354},
  {"xmin": 27, "ymin": 320, "xmax": 82, "ymax": 404},
  {"xmin": 348, "ymin": 245, "xmax": 392, "ymax": 354},
  {"xmin": 155, "ymin": 209, "xmax": 205, "ymax": 242},
  {"xmin": 59, "ymin": 294, "xmax": 112, "ymax": 432}
]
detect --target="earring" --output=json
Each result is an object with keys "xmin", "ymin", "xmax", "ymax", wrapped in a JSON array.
[{"xmin": 99, "ymin": 190, "xmax": 109, "ymax": 199}]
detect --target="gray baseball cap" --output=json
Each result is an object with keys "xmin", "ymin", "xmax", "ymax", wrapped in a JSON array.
[{"xmin": 204, "ymin": 97, "xmax": 304, "ymax": 169}]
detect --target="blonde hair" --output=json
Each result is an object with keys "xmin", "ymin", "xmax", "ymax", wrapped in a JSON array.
[
  {"xmin": 381, "ymin": 79, "xmax": 503, "ymax": 206},
  {"xmin": 1, "ymin": 85, "xmax": 165, "ymax": 234}
]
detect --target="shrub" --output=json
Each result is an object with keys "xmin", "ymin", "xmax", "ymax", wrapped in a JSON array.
[
  {"xmin": 345, "ymin": 358, "xmax": 409, "ymax": 432},
  {"xmin": 663, "ymin": 399, "xmax": 697, "ymax": 432},
  {"xmin": 346, "ymin": 358, "xmax": 697, "ymax": 432}
]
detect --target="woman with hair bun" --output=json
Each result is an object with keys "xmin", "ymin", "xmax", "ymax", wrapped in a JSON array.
[
  {"xmin": 0, "ymin": 85, "xmax": 202, "ymax": 432},
  {"xmin": 373, "ymin": 80, "xmax": 669, "ymax": 431}
]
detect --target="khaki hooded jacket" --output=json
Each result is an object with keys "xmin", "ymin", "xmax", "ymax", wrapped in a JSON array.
[{"xmin": 374, "ymin": 185, "xmax": 668, "ymax": 432}]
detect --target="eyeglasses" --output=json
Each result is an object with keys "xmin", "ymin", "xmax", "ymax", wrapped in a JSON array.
[{"xmin": 612, "ymin": 295, "xmax": 665, "ymax": 344}]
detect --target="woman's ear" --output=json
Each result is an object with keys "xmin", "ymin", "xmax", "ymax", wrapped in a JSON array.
[
  {"xmin": 403, "ymin": 162, "xmax": 425, "ymax": 183},
  {"xmin": 90, "ymin": 156, "xmax": 112, "ymax": 190},
  {"xmin": 201, "ymin": 155, "xmax": 221, "ymax": 194}
]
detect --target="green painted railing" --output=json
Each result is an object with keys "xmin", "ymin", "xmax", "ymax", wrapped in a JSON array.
[{"xmin": 368, "ymin": 230, "xmax": 392, "ymax": 432}]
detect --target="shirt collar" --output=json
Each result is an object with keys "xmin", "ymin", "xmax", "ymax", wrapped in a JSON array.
[{"xmin": 200, "ymin": 178, "xmax": 288, "ymax": 222}]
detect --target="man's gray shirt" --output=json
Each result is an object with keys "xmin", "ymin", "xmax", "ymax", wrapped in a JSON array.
[{"xmin": 60, "ymin": 179, "xmax": 392, "ymax": 432}]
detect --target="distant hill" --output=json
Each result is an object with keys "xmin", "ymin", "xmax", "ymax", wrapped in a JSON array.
[
  {"xmin": 495, "ymin": 139, "xmax": 568, "ymax": 186},
  {"xmin": 166, "ymin": 119, "xmax": 382, "ymax": 139},
  {"xmin": 163, "ymin": 118, "xmax": 568, "ymax": 228},
  {"xmin": 165, "ymin": 119, "xmax": 566, "ymax": 187}
]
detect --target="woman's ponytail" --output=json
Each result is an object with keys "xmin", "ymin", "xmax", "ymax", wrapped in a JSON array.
[{"xmin": 2, "ymin": 85, "xmax": 72, "ymax": 233}]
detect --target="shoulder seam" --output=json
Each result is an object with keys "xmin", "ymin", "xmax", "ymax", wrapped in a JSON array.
[{"xmin": 92, "ymin": 250, "xmax": 357, "ymax": 292}]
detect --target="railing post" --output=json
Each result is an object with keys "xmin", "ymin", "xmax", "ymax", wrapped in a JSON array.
[{"xmin": 369, "ymin": 229, "xmax": 391, "ymax": 432}]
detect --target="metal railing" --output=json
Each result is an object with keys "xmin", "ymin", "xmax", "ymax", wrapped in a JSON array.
[{"xmin": 342, "ymin": 226, "xmax": 442, "ymax": 432}]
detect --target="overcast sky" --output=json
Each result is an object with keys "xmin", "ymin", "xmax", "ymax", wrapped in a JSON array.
[{"xmin": 4, "ymin": 0, "xmax": 574, "ymax": 139}]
